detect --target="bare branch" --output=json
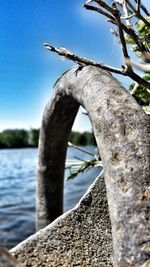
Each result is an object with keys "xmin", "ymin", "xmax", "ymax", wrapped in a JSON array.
[
  {"xmin": 128, "ymin": 70, "xmax": 150, "ymax": 89},
  {"xmin": 130, "ymin": 81, "xmax": 139, "ymax": 95},
  {"xmin": 108, "ymin": 18, "xmax": 148, "ymax": 53},
  {"xmin": 133, "ymin": 0, "xmax": 150, "ymax": 16},
  {"xmin": 44, "ymin": 43, "xmax": 124, "ymax": 75},
  {"xmin": 68, "ymin": 141, "xmax": 98, "ymax": 159},
  {"xmin": 121, "ymin": 13, "xmax": 135, "ymax": 20},
  {"xmin": 136, "ymin": 0, "xmax": 141, "ymax": 13},
  {"xmin": 44, "ymin": 43, "xmax": 150, "ymax": 89},
  {"xmin": 84, "ymin": 4, "xmax": 115, "ymax": 21},
  {"xmin": 93, "ymin": 0, "xmax": 115, "ymax": 14},
  {"xmin": 122, "ymin": 0, "xmax": 132, "ymax": 26},
  {"xmin": 84, "ymin": 2, "xmax": 148, "ymax": 53},
  {"xmin": 125, "ymin": 0, "xmax": 150, "ymax": 27},
  {"xmin": 125, "ymin": 57, "xmax": 150, "ymax": 72},
  {"xmin": 112, "ymin": 3, "xmax": 131, "ymax": 71},
  {"xmin": 45, "ymin": 0, "xmax": 150, "ymax": 90},
  {"xmin": 142, "ymin": 52, "xmax": 150, "ymax": 63}
]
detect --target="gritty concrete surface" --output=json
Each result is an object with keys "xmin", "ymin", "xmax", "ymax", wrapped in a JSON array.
[{"xmin": 11, "ymin": 173, "xmax": 113, "ymax": 267}]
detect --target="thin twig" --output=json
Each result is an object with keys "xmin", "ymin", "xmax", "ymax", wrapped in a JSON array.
[
  {"xmin": 44, "ymin": 43, "xmax": 150, "ymax": 89},
  {"xmin": 108, "ymin": 18, "xmax": 148, "ymax": 52},
  {"xmin": 122, "ymin": 0, "xmax": 132, "ymax": 26},
  {"xmin": 66, "ymin": 158, "xmax": 102, "ymax": 180},
  {"xmin": 130, "ymin": 81, "xmax": 139, "ymax": 95},
  {"xmin": 126, "ymin": 58, "xmax": 150, "ymax": 72},
  {"xmin": 44, "ymin": 43, "xmax": 124, "ymax": 75},
  {"xmin": 68, "ymin": 141, "xmax": 99, "ymax": 159},
  {"xmin": 136, "ymin": 0, "xmax": 141, "ymax": 13},
  {"xmin": 93, "ymin": 0, "xmax": 115, "ymax": 14},
  {"xmin": 128, "ymin": 70, "xmax": 150, "ymax": 89},
  {"xmin": 74, "ymin": 156, "xmax": 86, "ymax": 162},
  {"xmin": 84, "ymin": 4, "xmax": 115, "ymax": 21},
  {"xmin": 133, "ymin": 0, "xmax": 150, "ymax": 16},
  {"xmin": 121, "ymin": 13, "xmax": 135, "ymax": 20},
  {"xmin": 84, "ymin": 2, "xmax": 148, "ymax": 53},
  {"xmin": 112, "ymin": 3, "xmax": 132, "ymax": 71},
  {"xmin": 142, "ymin": 52, "xmax": 150, "ymax": 63},
  {"xmin": 125, "ymin": 0, "xmax": 150, "ymax": 27},
  {"xmin": 86, "ymin": 1, "xmax": 149, "ymax": 53}
]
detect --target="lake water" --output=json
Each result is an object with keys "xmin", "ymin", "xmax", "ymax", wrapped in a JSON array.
[{"xmin": 0, "ymin": 146, "xmax": 100, "ymax": 249}]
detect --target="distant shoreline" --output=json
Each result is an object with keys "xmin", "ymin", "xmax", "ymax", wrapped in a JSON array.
[
  {"xmin": 0, "ymin": 129, "xmax": 96, "ymax": 149},
  {"xmin": 0, "ymin": 146, "xmax": 38, "ymax": 150}
]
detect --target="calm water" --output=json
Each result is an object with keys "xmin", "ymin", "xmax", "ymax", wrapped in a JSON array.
[{"xmin": 0, "ymin": 146, "xmax": 100, "ymax": 249}]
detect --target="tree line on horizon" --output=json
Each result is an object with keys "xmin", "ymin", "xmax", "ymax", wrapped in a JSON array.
[{"xmin": 0, "ymin": 129, "xmax": 96, "ymax": 149}]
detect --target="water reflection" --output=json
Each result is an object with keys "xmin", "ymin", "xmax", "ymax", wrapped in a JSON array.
[{"xmin": 0, "ymin": 147, "xmax": 100, "ymax": 248}]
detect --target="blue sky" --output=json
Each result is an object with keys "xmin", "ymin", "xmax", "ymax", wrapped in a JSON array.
[{"xmin": 0, "ymin": 0, "xmax": 149, "ymax": 132}]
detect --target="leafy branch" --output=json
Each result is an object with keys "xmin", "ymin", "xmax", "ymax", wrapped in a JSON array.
[
  {"xmin": 66, "ymin": 158, "xmax": 99, "ymax": 180},
  {"xmin": 45, "ymin": 0, "xmax": 150, "ymax": 179},
  {"xmin": 66, "ymin": 142, "xmax": 102, "ymax": 180}
]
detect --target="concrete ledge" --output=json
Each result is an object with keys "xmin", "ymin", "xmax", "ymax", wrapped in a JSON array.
[{"xmin": 11, "ymin": 172, "xmax": 113, "ymax": 267}]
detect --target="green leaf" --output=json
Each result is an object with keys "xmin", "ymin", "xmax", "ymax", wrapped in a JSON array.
[{"xmin": 125, "ymin": 35, "xmax": 135, "ymax": 45}]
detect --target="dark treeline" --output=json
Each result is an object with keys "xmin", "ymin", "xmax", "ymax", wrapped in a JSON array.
[
  {"xmin": 0, "ymin": 129, "xmax": 96, "ymax": 149},
  {"xmin": 69, "ymin": 131, "xmax": 96, "ymax": 146},
  {"xmin": 0, "ymin": 129, "xmax": 39, "ymax": 149}
]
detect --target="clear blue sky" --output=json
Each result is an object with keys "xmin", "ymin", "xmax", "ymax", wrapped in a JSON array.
[{"xmin": 0, "ymin": 0, "xmax": 148, "ymax": 132}]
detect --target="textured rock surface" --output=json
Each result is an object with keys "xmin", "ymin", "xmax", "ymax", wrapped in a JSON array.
[
  {"xmin": 10, "ymin": 66, "xmax": 149, "ymax": 267},
  {"xmin": 36, "ymin": 66, "xmax": 150, "ymax": 266},
  {"xmin": 11, "ymin": 173, "xmax": 113, "ymax": 267},
  {"xmin": 0, "ymin": 246, "xmax": 25, "ymax": 267}
]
